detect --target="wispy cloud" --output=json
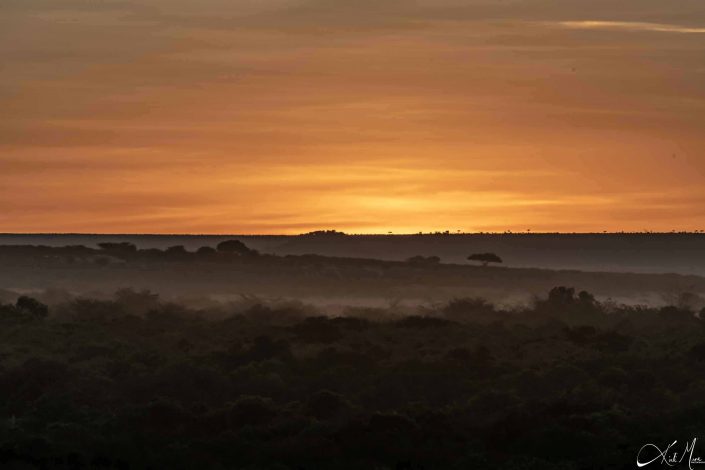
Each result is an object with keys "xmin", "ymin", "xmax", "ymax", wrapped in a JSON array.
[
  {"xmin": 3, "ymin": 1, "xmax": 705, "ymax": 233},
  {"xmin": 557, "ymin": 20, "xmax": 705, "ymax": 34}
]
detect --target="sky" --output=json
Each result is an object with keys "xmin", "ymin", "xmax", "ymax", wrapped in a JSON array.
[{"xmin": 2, "ymin": 0, "xmax": 705, "ymax": 234}]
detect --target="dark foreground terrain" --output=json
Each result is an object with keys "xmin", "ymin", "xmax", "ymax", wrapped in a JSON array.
[{"xmin": 2, "ymin": 286, "xmax": 705, "ymax": 469}]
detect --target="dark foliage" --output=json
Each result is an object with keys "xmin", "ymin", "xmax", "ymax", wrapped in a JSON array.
[
  {"xmin": 97, "ymin": 242, "xmax": 138, "ymax": 259},
  {"xmin": 15, "ymin": 296, "xmax": 49, "ymax": 319},
  {"xmin": 0, "ymin": 288, "xmax": 703, "ymax": 468},
  {"xmin": 165, "ymin": 245, "xmax": 188, "ymax": 255},
  {"xmin": 467, "ymin": 252, "xmax": 503, "ymax": 266},
  {"xmin": 216, "ymin": 239, "xmax": 258, "ymax": 256},
  {"xmin": 196, "ymin": 246, "xmax": 217, "ymax": 255},
  {"xmin": 301, "ymin": 230, "xmax": 347, "ymax": 237}
]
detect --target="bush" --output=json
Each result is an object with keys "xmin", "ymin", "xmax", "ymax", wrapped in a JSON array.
[
  {"xmin": 16, "ymin": 296, "xmax": 48, "ymax": 319},
  {"xmin": 467, "ymin": 253, "xmax": 502, "ymax": 266},
  {"xmin": 216, "ymin": 240, "xmax": 257, "ymax": 255}
]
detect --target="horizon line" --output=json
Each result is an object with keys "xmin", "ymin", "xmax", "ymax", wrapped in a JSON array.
[{"xmin": 2, "ymin": 231, "xmax": 705, "ymax": 237}]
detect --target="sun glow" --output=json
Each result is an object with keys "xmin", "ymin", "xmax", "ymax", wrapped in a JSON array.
[{"xmin": 2, "ymin": 1, "xmax": 705, "ymax": 233}]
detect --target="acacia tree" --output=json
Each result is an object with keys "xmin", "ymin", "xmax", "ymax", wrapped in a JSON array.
[{"xmin": 467, "ymin": 252, "xmax": 502, "ymax": 267}]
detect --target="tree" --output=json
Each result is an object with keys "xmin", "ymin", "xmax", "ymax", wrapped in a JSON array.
[
  {"xmin": 547, "ymin": 286, "xmax": 576, "ymax": 305},
  {"xmin": 97, "ymin": 242, "xmax": 137, "ymax": 253},
  {"xmin": 302, "ymin": 230, "xmax": 346, "ymax": 237},
  {"xmin": 16, "ymin": 296, "xmax": 49, "ymax": 319},
  {"xmin": 165, "ymin": 245, "xmax": 187, "ymax": 255},
  {"xmin": 97, "ymin": 242, "xmax": 137, "ymax": 259},
  {"xmin": 216, "ymin": 239, "xmax": 258, "ymax": 256},
  {"xmin": 467, "ymin": 253, "xmax": 502, "ymax": 266},
  {"xmin": 196, "ymin": 246, "xmax": 216, "ymax": 255}
]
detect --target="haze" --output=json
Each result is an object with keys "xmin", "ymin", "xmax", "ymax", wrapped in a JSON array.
[{"xmin": 3, "ymin": 0, "xmax": 705, "ymax": 234}]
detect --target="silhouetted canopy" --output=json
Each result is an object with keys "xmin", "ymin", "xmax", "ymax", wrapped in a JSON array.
[
  {"xmin": 467, "ymin": 252, "xmax": 503, "ymax": 266},
  {"xmin": 216, "ymin": 239, "xmax": 255, "ymax": 255}
]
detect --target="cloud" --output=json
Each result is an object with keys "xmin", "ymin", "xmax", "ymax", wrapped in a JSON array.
[
  {"xmin": 3, "ymin": 0, "xmax": 705, "ymax": 233},
  {"xmin": 556, "ymin": 20, "xmax": 705, "ymax": 34}
]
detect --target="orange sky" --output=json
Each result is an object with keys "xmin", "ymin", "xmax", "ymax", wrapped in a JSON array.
[{"xmin": 2, "ymin": 0, "xmax": 705, "ymax": 234}]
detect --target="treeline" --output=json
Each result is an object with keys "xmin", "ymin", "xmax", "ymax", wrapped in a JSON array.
[
  {"xmin": 0, "ymin": 240, "xmax": 261, "ymax": 265},
  {"xmin": 1, "ymin": 288, "xmax": 705, "ymax": 468},
  {"xmin": 0, "ymin": 241, "xmax": 443, "ymax": 268}
]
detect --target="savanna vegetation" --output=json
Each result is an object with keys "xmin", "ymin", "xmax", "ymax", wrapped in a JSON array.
[
  {"xmin": 2, "ymin": 242, "xmax": 705, "ymax": 303},
  {"xmin": 2, "ymin": 284, "xmax": 705, "ymax": 469}
]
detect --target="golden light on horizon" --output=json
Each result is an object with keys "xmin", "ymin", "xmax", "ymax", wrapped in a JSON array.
[{"xmin": 2, "ymin": 1, "xmax": 705, "ymax": 234}]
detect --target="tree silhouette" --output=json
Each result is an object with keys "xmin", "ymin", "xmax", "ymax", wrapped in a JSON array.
[
  {"xmin": 165, "ymin": 245, "xmax": 187, "ymax": 256},
  {"xmin": 97, "ymin": 242, "xmax": 137, "ymax": 256},
  {"xmin": 467, "ymin": 253, "xmax": 502, "ymax": 266},
  {"xmin": 547, "ymin": 286, "xmax": 576, "ymax": 305},
  {"xmin": 216, "ymin": 239, "xmax": 257, "ymax": 255},
  {"xmin": 16, "ymin": 296, "xmax": 48, "ymax": 319},
  {"xmin": 196, "ymin": 246, "xmax": 216, "ymax": 255}
]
